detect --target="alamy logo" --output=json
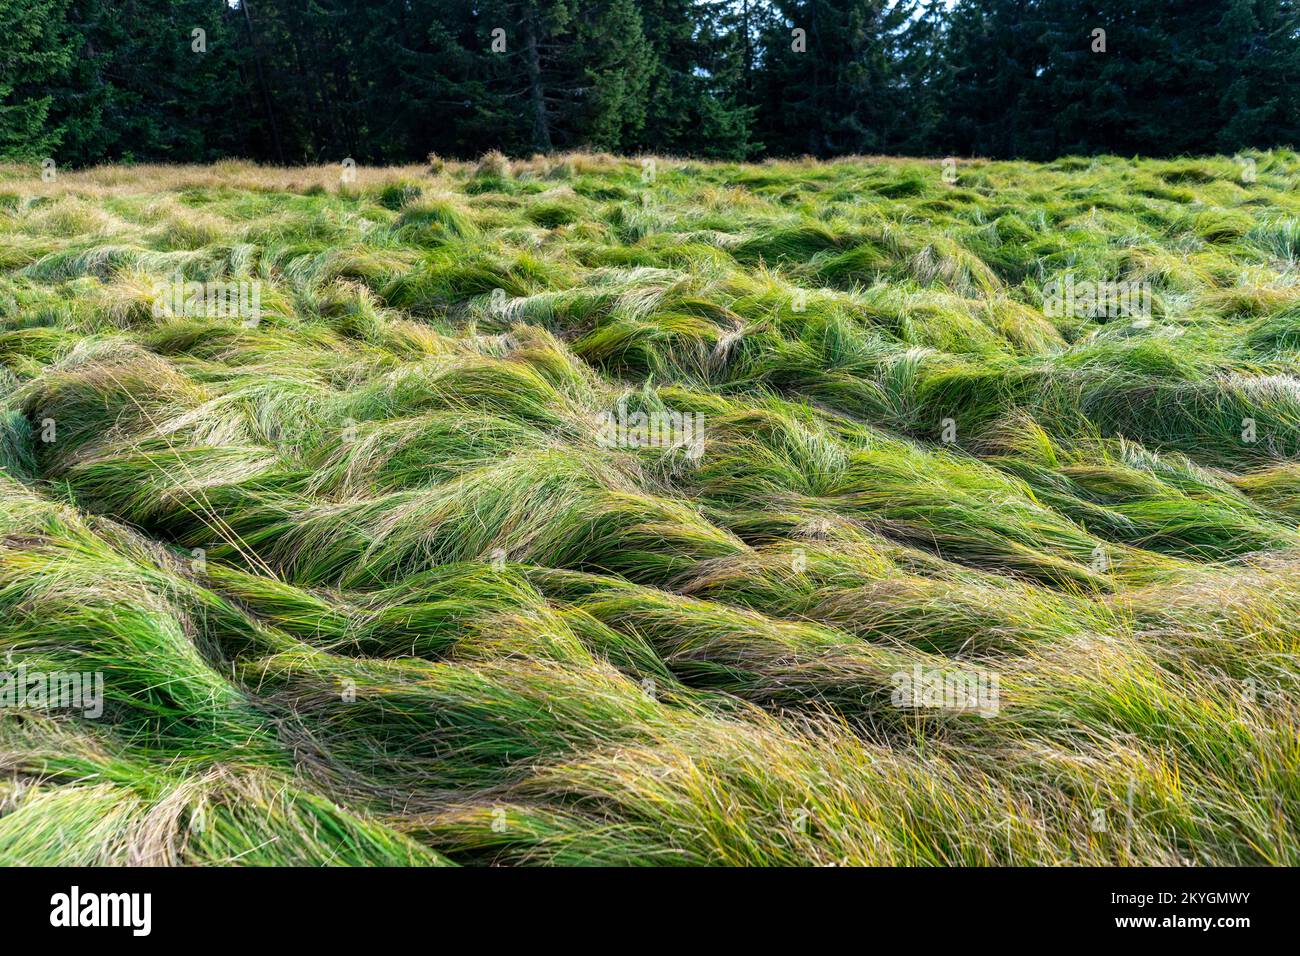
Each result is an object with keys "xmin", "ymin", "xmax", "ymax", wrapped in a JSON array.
[
  {"xmin": 50, "ymin": 887, "xmax": 151, "ymax": 936},
  {"xmin": 1044, "ymin": 274, "xmax": 1151, "ymax": 320},
  {"xmin": 152, "ymin": 273, "xmax": 262, "ymax": 325},
  {"xmin": 890, "ymin": 664, "xmax": 1000, "ymax": 718},
  {"xmin": 596, "ymin": 402, "xmax": 706, "ymax": 460},
  {"xmin": 0, "ymin": 664, "xmax": 103, "ymax": 718}
]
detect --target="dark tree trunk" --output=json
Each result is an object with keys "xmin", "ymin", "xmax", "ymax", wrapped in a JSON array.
[
  {"xmin": 240, "ymin": 0, "xmax": 286, "ymax": 163},
  {"xmin": 524, "ymin": 11, "xmax": 552, "ymax": 151}
]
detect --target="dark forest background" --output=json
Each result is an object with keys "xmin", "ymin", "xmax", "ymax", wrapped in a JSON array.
[{"xmin": 3, "ymin": 0, "xmax": 1299, "ymax": 167}]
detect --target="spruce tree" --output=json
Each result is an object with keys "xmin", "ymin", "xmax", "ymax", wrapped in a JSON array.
[
  {"xmin": 753, "ymin": 0, "xmax": 931, "ymax": 157},
  {"xmin": 0, "ymin": 0, "xmax": 76, "ymax": 161}
]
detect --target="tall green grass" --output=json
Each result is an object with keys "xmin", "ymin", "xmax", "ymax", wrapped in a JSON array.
[{"xmin": 1, "ymin": 152, "xmax": 1299, "ymax": 865}]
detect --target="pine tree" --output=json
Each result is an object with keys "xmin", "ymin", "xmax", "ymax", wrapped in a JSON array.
[
  {"xmin": 1211, "ymin": 0, "xmax": 1300, "ymax": 154},
  {"xmin": 0, "ymin": 0, "xmax": 76, "ymax": 160},
  {"xmin": 939, "ymin": 0, "xmax": 1050, "ymax": 159},
  {"xmin": 1031, "ymin": 0, "xmax": 1300, "ymax": 159},
  {"xmin": 473, "ymin": 0, "xmax": 656, "ymax": 153},
  {"xmin": 631, "ymin": 0, "xmax": 757, "ymax": 159},
  {"xmin": 349, "ymin": 1, "xmax": 515, "ymax": 161},
  {"xmin": 753, "ymin": 0, "xmax": 931, "ymax": 157},
  {"xmin": 892, "ymin": 0, "xmax": 947, "ymax": 156},
  {"xmin": 569, "ymin": 0, "xmax": 653, "ymax": 151},
  {"xmin": 1035, "ymin": 0, "xmax": 1216, "ymax": 158},
  {"xmin": 42, "ymin": 0, "xmax": 252, "ymax": 165}
]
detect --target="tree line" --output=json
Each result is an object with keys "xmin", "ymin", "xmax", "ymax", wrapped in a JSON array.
[{"xmin": 3, "ymin": 0, "xmax": 1299, "ymax": 167}]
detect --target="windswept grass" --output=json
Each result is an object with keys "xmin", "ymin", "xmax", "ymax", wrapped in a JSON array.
[{"xmin": 2, "ymin": 152, "xmax": 1299, "ymax": 866}]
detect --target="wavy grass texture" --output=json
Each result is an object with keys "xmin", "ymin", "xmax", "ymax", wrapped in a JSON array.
[{"xmin": 1, "ymin": 152, "xmax": 1299, "ymax": 866}]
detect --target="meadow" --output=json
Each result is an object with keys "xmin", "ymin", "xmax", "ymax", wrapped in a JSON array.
[{"xmin": 0, "ymin": 150, "xmax": 1298, "ymax": 865}]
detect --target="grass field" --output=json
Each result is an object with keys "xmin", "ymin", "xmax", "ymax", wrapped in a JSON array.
[{"xmin": 1, "ymin": 150, "xmax": 1299, "ymax": 865}]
